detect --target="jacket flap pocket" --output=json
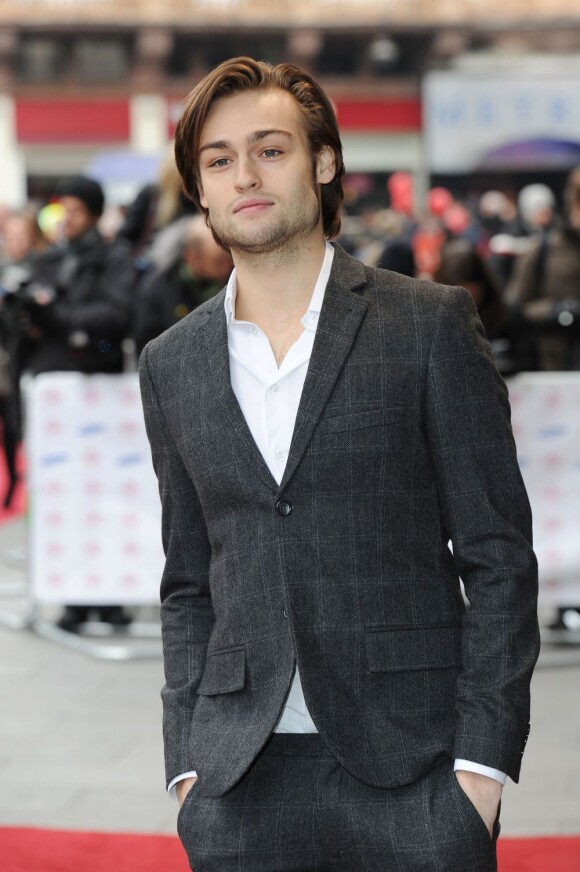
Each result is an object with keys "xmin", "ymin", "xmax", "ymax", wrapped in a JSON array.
[
  {"xmin": 197, "ymin": 647, "xmax": 246, "ymax": 696},
  {"xmin": 365, "ymin": 625, "xmax": 460, "ymax": 673}
]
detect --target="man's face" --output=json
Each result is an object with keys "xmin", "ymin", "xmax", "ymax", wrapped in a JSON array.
[
  {"xmin": 197, "ymin": 88, "xmax": 334, "ymax": 256},
  {"xmin": 2, "ymin": 216, "xmax": 34, "ymax": 262},
  {"xmin": 60, "ymin": 196, "xmax": 97, "ymax": 241}
]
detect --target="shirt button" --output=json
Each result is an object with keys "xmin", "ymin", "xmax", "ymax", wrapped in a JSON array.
[
  {"xmin": 271, "ymin": 384, "xmax": 279, "ymax": 392},
  {"xmin": 275, "ymin": 450, "xmax": 284, "ymax": 461},
  {"xmin": 251, "ymin": 327, "xmax": 258, "ymax": 336},
  {"xmin": 276, "ymin": 500, "xmax": 292, "ymax": 517}
]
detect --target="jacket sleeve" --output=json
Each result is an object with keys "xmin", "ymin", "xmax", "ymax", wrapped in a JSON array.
[
  {"xmin": 424, "ymin": 285, "xmax": 540, "ymax": 782},
  {"xmin": 139, "ymin": 341, "xmax": 215, "ymax": 788}
]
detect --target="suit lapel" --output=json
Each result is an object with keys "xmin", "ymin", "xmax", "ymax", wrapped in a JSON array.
[
  {"xmin": 199, "ymin": 292, "xmax": 279, "ymax": 491},
  {"xmin": 278, "ymin": 245, "xmax": 368, "ymax": 493}
]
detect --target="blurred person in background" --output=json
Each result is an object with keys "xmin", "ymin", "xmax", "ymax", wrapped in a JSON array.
[
  {"xmin": 412, "ymin": 212, "xmax": 447, "ymax": 278},
  {"xmin": 517, "ymin": 183, "xmax": 556, "ymax": 237},
  {"xmin": 117, "ymin": 143, "xmax": 198, "ymax": 269},
  {"xmin": 0, "ymin": 208, "xmax": 47, "ymax": 269},
  {"xmin": 376, "ymin": 235, "xmax": 416, "ymax": 276},
  {"xmin": 434, "ymin": 239, "xmax": 539, "ymax": 377},
  {"xmin": 506, "ymin": 167, "xmax": 580, "ymax": 371},
  {"xmin": 479, "ymin": 189, "xmax": 529, "ymax": 291},
  {"xmin": 23, "ymin": 175, "xmax": 136, "ymax": 632},
  {"xmin": 374, "ymin": 181, "xmax": 417, "ymax": 276},
  {"xmin": 351, "ymin": 207, "xmax": 415, "ymax": 273},
  {"xmin": 412, "ymin": 186, "xmax": 476, "ymax": 280},
  {"xmin": 141, "ymin": 56, "xmax": 539, "ymax": 872},
  {"xmin": 135, "ymin": 214, "xmax": 232, "ymax": 353},
  {"xmin": 0, "ymin": 209, "xmax": 47, "ymax": 507}
]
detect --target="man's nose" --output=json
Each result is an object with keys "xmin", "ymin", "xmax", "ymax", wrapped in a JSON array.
[{"xmin": 234, "ymin": 156, "xmax": 260, "ymax": 191}]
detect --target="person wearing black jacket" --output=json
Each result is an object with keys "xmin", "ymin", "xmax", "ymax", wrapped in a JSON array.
[
  {"xmin": 434, "ymin": 239, "xmax": 539, "ymax": 377},
  {"xmin": 25, "ymin": 176, "xmax": 136, "ymax": 631},
  {"xmin": 0, "ymin": 209, "xmax": 47, "ymax": 508},
  {"xmin": 25, "ymin": 177, "xmax": 135, "ymax": 376}
]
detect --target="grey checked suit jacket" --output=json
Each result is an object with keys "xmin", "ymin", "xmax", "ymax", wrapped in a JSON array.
[{"xmin": 139, "ymin": 244, "xmax": 540, "ymax": 799}]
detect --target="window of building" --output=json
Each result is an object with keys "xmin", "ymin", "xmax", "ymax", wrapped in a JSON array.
[
  {"xmin": 18, "ymin": 37, "xmax": 68, "ymax": 82},
  {"xmin": 73, "ymin": 37, "xmax": 132, "ymax": 83}
]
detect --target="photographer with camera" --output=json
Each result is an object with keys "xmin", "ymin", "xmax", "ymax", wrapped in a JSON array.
[
  {"xmin": 0, "ymin": 209, "xmax": 47, "ymax": 508},
  {"xmin": 23, "ymin": 176, "xmax": 135, "ymax": 378},
  {"xmin": 23, "ymin": 176, "xmax": 136, "ymax": 632},
  {"xmin": 506, "ymin": 168, "xmax": 580, "ymax": 371}
]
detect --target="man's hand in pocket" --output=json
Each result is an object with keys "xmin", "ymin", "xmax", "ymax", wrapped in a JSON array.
[
  {"xmin": 177, "ymin": 776, "xmax": 198, "ymax": 807},
  {"xmin": 455, "ymin": 770, "xmax": 502, "ymax": 837}
]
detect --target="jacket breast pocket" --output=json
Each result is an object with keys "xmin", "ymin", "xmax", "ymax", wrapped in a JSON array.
[
  {"xmin": 326, "ymin": 408, "xmax": 388, "ymax": 433},
  {"xmin": 197, "ymin": 646, "xmax": 246, "ymax": 696},
  {"xmin": 365, "ymin": 624, "xmax": 460, "ymax": 672}
]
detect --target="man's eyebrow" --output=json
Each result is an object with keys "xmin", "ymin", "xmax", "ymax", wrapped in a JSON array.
[
  {"xmin": 199, "ymin": 139, "xmax": 230, "ymax": 154},
  {"xmin": 199, "ymin": 129, "xmax": 294, "ymax": 154},
  {"xmin": 248, "ymin": 129, "xmax": 293, "ymax": 143}
]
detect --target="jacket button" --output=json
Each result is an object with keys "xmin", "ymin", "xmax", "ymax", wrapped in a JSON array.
[{"xmin": 276, "ymin": 500, "xmax": 292, "ymax": 517}]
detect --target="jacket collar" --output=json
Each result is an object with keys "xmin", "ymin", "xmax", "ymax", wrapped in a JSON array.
[{"xmin": 192, "ymin": 244, "xmax": 369, "ymax": 492}]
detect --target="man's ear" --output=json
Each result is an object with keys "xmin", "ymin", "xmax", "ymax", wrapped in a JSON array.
[
  {"xmin": 316, "ymin": 146, "xmax": 336, "ymax": 185},
  {"xmin": 198, "ymin": 183, "xmax": 208, "ymax": 210}
]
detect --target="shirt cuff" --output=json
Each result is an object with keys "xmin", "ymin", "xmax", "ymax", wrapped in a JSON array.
[
  {"xmin": 167, "ymin": 771, "xmax": 198, "ymax": 801},
  {"xmin": 454, "ymin": 759, "xmax": 507, "ymax": 785}
]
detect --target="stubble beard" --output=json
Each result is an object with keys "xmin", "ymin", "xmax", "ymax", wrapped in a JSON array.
[{"xmin": 209, "ymin": 180, "xmax": 321, "ymax": 259}]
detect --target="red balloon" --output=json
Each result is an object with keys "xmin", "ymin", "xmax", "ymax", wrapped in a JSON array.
[{"xmin": 427, "ymin": 187, "xmax": 454, "ymax": 217}]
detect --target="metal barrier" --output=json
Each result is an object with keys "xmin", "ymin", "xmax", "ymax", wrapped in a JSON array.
[
  {"xmin": 0, "ymin": 372, "xmax": 163, "ymax": 659},
  {"xmin": 2, "ymin": 370, "xmax": 579, "ymax": 662}
]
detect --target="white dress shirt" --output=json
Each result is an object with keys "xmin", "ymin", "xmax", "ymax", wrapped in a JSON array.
[{"xmin": 168, "ymin": 242, "xmax": 506, "ymax": 797}]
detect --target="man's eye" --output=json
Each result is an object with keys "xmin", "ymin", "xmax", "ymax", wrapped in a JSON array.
[
  {"xmin": 210, "ymin": 157, "xmax": 230, "ymax": 168},
  {"xmin": 262, "ymin": 148, "xmax": 282, "ymax": 158}
]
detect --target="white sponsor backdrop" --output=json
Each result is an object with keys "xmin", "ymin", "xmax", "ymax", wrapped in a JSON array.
[
  {"xmin": 508, "ymin": 373, "xmax": 580, "ymax": 606},
  {"xmin": 26, "ymin": 372, "xmax": 580, "ymax": 606},
  {"xmin": 28, "ymin": 373, "xmax": 164, "ymax": 605}
]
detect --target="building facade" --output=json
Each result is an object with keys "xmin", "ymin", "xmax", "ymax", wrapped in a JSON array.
[{"xmin": 0, "ymin": 0, "xmax": 579, "ymax": 206}]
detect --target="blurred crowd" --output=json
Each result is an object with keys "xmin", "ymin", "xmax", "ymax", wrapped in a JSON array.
[
  {"xmin": 341, "ymin": 166, "xmax": 580, "ymax": 376},
  {"xmin": 0, "ymin": 152, "xmax": 233, "ymax": 631},
  {"xmin": 1, "ymin": 153, "xmax": 580, "ymax": 629}
]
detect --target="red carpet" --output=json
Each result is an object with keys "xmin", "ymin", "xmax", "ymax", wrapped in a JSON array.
[
  {"xmin": 499, "ymin": 836, "xmax": 580, "ymax": 871},
  {"xmin": 0, "ymin": 827, "xmax": 189, "ymax": 872},
  {"xmin": 0, "ymin": 444, "xmax": 25, "ymax": 524},
  {"xmin": 0, "ymin": 828, "xmax": 578, "ymax": 872}
]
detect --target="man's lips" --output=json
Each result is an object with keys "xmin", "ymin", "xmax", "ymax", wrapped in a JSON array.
[{"xmin": 233, "ymin": 199, "xmax": 274, "ymax": 214}]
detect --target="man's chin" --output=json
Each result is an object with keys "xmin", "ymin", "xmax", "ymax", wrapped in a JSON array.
[{"xmin": 218, "ymin": 232, "xmax": 288, "ymax": 256}]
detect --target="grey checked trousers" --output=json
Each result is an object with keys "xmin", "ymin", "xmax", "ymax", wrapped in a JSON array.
[{"xmin": 177, "ymin": 735, "xmax": 500, "ymax": 872}]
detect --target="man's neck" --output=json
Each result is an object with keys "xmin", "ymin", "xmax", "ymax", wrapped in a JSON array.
[
  {"xmin": 232, "ymin": 235, "xmax": 327, "ymax": 330},
  {"xmin": 231, "ymin": 234, "xmax": 328, "ymax": 369}
]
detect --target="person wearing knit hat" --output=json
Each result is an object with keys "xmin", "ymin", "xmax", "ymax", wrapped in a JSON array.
[
  {"xmin": 54, "ymin": 175, "xmax": 105, "ymax": 243},
  {"xmin": 56, "ymin": 175, "xmax": 105, "ymax": 218}
]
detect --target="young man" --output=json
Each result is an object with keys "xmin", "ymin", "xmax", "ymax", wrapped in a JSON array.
[{"xmin": 140, "ymin": 58, "xmax": 540, "ymax": 872}]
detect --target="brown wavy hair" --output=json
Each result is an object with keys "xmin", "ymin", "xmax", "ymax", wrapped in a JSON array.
[{"xmin": 174, "ymin": 56, "xmax": 345, "ymax": 240}]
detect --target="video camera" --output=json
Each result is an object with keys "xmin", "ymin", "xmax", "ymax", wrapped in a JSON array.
[{"xmin": 0, "ymin": 264, "xmax": 57, "ymax": 335}]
